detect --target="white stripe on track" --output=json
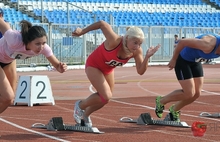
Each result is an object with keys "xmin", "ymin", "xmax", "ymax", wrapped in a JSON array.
[
  {"xmin": 0, "ymin": 118, "xmax": 70, "ymax": 142},
  {"xmin": 202, "ymin": 89, "xmax": 220, "ymax": 95}
]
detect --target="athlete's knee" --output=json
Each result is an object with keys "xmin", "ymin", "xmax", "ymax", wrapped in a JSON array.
[
  {"xmin": 0, "ymin": 92, "xmax": 14, "ymax": 105},
  {"xmin": 97, "ymin": 93, "xmax": 112, "ymax": 104},
  {"xmin": 183, "ymin": 89, "xmax": 196, "ymax": 99},
  {"xmin": 193, "ymin": 91, "xmax": 201, "ymax": 99}
]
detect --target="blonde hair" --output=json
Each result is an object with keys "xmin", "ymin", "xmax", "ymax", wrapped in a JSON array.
[{"xmin": 123, "ymin": 26, "xmax": 144, "ymax": 48}]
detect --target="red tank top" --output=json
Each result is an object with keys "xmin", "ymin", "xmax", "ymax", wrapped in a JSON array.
[{"xmin": 86, "ymin": 39, "xmax": 132, "ymax": 74}]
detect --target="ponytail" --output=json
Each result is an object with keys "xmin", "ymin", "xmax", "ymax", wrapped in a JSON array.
[
  {"xmin": 19, "ymin": 20, "xmax": 47, "ymax": 45},
  {"xmin": 20, "ymin": 20, "xmax": 32, "ymax": 45}
]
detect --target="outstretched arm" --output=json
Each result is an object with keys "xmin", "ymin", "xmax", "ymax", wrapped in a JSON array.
[
  {"xmin": 72, "ymin": 20, "xmax": 120, "ymax": 49},
  {"xmin": 46, "ymin": 55, "xmax": 67, "ymax": 73},
  {"xmin": 134, "ymin": 44, "xmax": 160, "ymax": 75},
  {"xmin": 72, "ymin": 20, "xmax": 115, "ymax": 37}
]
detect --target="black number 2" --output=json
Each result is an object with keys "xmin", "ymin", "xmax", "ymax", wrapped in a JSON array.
[
  {"xmin": 19, "ymin": 80, "xmax": 47, "ymax": 99},
  {"xmin": 36, "ymin": 81, "xmax": 46, "ymax": 99},
  {"xmin": 19, "ymin": 81, "xmax": 27, "ymax": 99}
]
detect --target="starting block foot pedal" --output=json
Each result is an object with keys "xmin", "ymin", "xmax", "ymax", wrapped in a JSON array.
[
  {"xmin": 32, "ymin": 117, "xmax": 64, "ymax": 131},
  {"xmin": 51, "ymin": 117, "xmax": 65, "ymax": 131},
  {"xmin": 32, "ymin": 117, "xmax": 104, "ymax": 134},
  {"xmin": 120, "ymin": 113, "xmax": 190, "ymax": 128},
  {"xmin": 200, "ymin": 112, "xmax": 220, "ymax": 118},
  {"xmin": 120, "ymin": 117, "xmax": 137, "ymax": 123},
  {"xmin": 80, "ymin": 119, "xmax": 85, "ymax": 126}
]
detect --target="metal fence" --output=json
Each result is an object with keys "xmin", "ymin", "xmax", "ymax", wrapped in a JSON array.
[{"xmin": 12, "ymin": 23, "xmax": 220, "ymax": 67}]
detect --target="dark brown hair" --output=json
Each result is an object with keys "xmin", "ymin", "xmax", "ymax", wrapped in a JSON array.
[{"xmin": 20, "ymin": 20, "xmax": 47, "ymax": 45}]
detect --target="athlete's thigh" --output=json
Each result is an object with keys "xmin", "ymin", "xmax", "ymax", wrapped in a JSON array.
[
  {"xmin": 175, "ymin": 55, "xmax": 195, "ymax": 94},
  {"xmin": 191, "ymin": 62, "xmax": 203, "ymax": 93},
  {"xmin": 0, "ymin": 67, "xmax": 14, "ymax": 100},
  {"xmin": 193, "ymin": 77, "xmax": 203, "ymax": 93},
  {"xmin": 175, "ymin": 55, "xmax": 193, "ymax": 80},
  {"xmin": 178, "ymin": 78, "xmax": 195, "ymax": 95},
  {"xmin": 191, "ymin": 62, "xmax": 203, "ymax": 78},
  {"xmin": 104, "ymin": 70, "xmax": 114, "ymax": 92},
  {"xmin": 3, "ymin": 60, "xmax": 17, "ymax": 92},
  {"xmin": 85, "ymin": 67, "xmax": 112, "ymax": 96}
]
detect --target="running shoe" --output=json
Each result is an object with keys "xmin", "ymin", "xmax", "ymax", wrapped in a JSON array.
[
  {"xmin": 169, "ymin": 105, "xmax": 180, "ymax": 122},
  {"xmin": 83, "ymin": 113, "xmax": 93, "ymax": 127},
  {"xmin": 155, "ymin": 96, "xmax": 164, "ymax": 118},
  {"xmin": 73, "ymin": 100, "xmax": 84, "ymax": 124}
]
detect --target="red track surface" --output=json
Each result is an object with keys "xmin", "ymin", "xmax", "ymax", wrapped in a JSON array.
[{"xmin": 1, "ymin": 64, "xmax": 220, "ymax": 142}]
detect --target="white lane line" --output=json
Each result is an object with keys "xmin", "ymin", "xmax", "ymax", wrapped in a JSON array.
[
  {"xmin": 137, "ymin": 81, "xmax": 160, "ymax": 96},
  {"xmin": 0, "ymin": 118, "xmax": 70, "ymax": 142},
  {"xmin": 136, "ymin": 74, "xmax": 168, "ymax": 96},
  {"xmin": 202, "ymin": 89, "xmax": 220, "ymax": 95}
]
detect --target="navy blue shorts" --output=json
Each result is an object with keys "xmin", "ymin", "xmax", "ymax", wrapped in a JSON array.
[{"xmin": 175, "ymin": 55, "xmax": 203, "ymax": 80}]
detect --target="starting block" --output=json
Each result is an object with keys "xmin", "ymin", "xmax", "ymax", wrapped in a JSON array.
[
  {"xmin": 32, "ymin": 117, "xmax": 104, "ymax": 134},
  {"xmin": 200, "ymin": 112, "xmax": 220, "ymax": 118},
  {"xmin": 120, "ymin": 113, "xmax": 190, "ymax": 128},
  {"xmin": 14, "ymin": 75, "xmax": 55, "ymax": 107}
]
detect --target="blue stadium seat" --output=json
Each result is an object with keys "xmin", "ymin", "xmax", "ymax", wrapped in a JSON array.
[{"xmin": 5, "ymin": 0, "xmax": 220, "ymax": 27}]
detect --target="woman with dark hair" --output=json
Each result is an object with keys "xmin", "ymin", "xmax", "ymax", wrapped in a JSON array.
[{"xmin": 0, "ymin": 19, "xmax": 67, "ymax": 114}]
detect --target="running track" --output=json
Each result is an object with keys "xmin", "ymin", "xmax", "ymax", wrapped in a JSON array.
[{"xmin": 1, "ymin": 64, "xmax": 220, "ymax": 142}]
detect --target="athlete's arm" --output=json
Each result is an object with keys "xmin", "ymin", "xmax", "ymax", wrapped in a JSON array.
[
  {"xmin": 133, "ymin": 48, "xmax": 148, "ymax": 75},
  {"xmin": 0, "ymin": 17, "xmax": 10, "ymax": 35},
  {"xmin": 134, "ymin": 45, "xmax": 160, "ymax": 75},
  {"xmin": 172, "ymin": 35, "xmax": 216, "ymax": 61},
  {"xmin": 47, "ymin": 55, "xmax": 67, "ymax": 73},
  {"xmin": 72, "ymin": 20, "xmax": 121, "ymax": 50}
]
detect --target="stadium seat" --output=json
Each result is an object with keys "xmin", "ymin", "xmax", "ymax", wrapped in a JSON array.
[{"xmin": 5, "ymin": 0, "xmax": 220, "ymax": 27}]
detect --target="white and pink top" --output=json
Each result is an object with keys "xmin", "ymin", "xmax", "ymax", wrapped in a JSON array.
[{"xmin": 0, "ymin": 29, "xmax": 53, "ymax": 63}]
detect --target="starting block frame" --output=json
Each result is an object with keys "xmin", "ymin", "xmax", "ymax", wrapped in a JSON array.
[
  {"xmin": 120, "ymin": 113, "xmax": 190, "ymax": 128},
  {"xmin": 200, "ymin": 112, "xmax": 220, "ymax": 118},
  {"xmin": 32, "ymin": 117, "xmax": 104, "ymax": 134}
]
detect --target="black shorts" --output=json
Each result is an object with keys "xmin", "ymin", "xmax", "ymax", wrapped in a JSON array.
[
  {"xmin": 175, "ymin": 55, "xmax": 203, "ymax": 80},
  {"xmin": 0, "ymin": 62, "xmax": 12, "ymax": 68}
]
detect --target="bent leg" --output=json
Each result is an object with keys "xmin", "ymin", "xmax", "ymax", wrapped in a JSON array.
[
  {"xmin": 174, "ymin": 77, "xmax": 203, "ymax": 111},
  {"xmin": 3, "ymin": 60, "xmax": 17, "ymax": 104},
  {"xmin": 0, "ymin": 66, "xmax": 15, "ymax": 113},
  {"xmin": 160, "ymin": 56, "xmax": 203, "ymax": 112},
  {"xmin": 160, "ymin": 78, "xmax": 195, "ymax": 105},
  {"xmin": 80, "ymin": 67, "xmax": 114, "ymax": 116}
]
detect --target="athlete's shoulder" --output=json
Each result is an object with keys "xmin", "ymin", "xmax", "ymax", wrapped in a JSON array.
[{"xmin": 195, "ymin": 33, "xmax": 219, "ymax": 39}]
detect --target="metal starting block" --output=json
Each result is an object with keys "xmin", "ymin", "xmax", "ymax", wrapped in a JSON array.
[
  {"xmin": 31, "ymin": 117, "xmax": 104, "ymax": 134},
  {"xmin": 120, "ymin": 113, "xmax": 190, "ymax": 128},
  {"xmin": 200, "ymin": 112, "xmax": 220, "ymax": 118}
]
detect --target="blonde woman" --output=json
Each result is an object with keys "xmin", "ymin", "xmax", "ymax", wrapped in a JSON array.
[{"xmin": 72, "ymin": 20, "xmax": 160, "ymax": 127}]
